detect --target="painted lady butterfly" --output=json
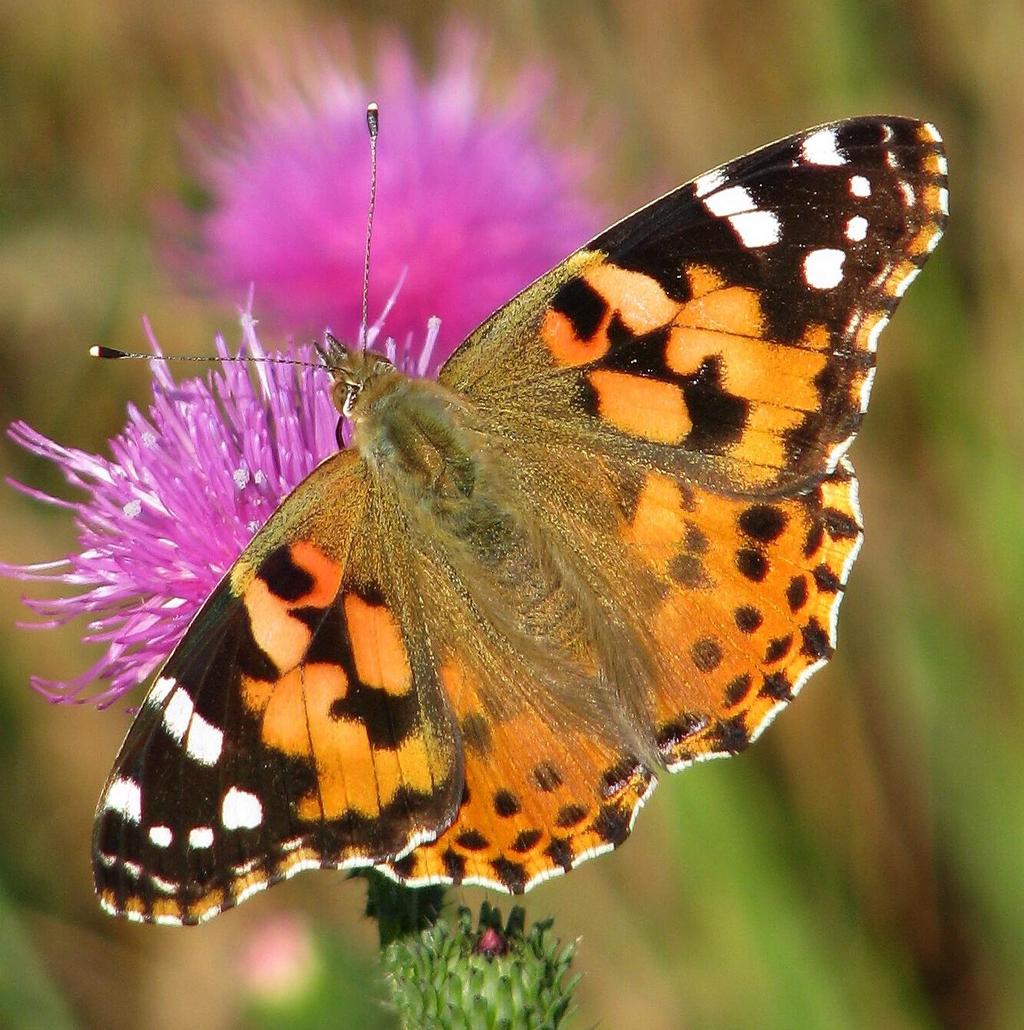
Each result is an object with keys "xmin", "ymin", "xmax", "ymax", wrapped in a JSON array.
[{"xmin": 94, "ymin": 117, "xmax": 948, "ymax": 924}]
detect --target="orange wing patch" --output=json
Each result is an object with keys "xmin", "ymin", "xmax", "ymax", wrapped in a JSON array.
[
  {"xmin": 344, "ymin": 593, "xmax": 413, "ymax": 695},
  {"xmin": 381, "ymin": 661, "xmax": 654, "ymax": 893},
  {"xmin": 236, "ymin": 542, "xmax": 344, "ymax": 672},
  {"xmin": 564, "ymin": 255, "xmax": 857, "ymax": 489},
  {"xmin": 242, "ymin": 662, "xmax": 438, "ymax": 821},
  {"xmin": 587, "ymin": 369, "xmax": 690, "ymax": 444},
  {"xmin": 238, "ymin": 577, "xmax": 452, "ymax": 829}
]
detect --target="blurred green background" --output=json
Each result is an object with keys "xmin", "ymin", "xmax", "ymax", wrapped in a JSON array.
[{"xmin": 1, "ymin": 1, "xmax": 1020, "ymax": 1027}]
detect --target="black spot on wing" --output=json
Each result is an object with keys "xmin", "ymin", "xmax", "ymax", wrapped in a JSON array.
[
  {"xmin": 550, "ymin": 276, "xmax": 608, "ymax": 341},
  {"xmin": 681, "ymin": 357, "xmax": 750, "ymax": 453},
  {"xmin": 328, "ymin": 683, "xmax": 420, "ymax": 748},
  {"xmin": 493, "ymin": 790, "xmax": 521, "ymax": 818},
  {"xmin": 555, "ymin": 804, "xmax": 589, "ymax": 829},
  {"xmin": 455, "ymin": 829, "xmax": 489, "ymax": 851},
  {"xmin": 461, "ymin": 713, "xmax": 492, "ymax": 755},
  {"xmin": 544, "ymin": 837, "xmax": 574, "ymax": 872},
  {"xmin": 532, "ymin": 762, "xmax": 563, "ymax": 792},
  {"xmin": 442, "ymin": 848, "xmax": 466, "ymax": 882},
  {"xmin": 601, "ymin": 318, "xmax": 671, "ymax": 377},
  {"xmin": 691, "ymin": 637, "xmax": 723, "ymax": 673},
  {"xmin": 511, "ymin": 829, "xmax": 543, "ymax": 853},
  {"xmin": 257, "ymin": 546, "xmax": 314, "ymax": 602},
  {"xmin": 760, "ymin": 672, "xmax": 793, "ymax": 701},
  {"xmin": 739, "ymin": 505, "xmax": 788, "ymax": 542},
  {"xmin": 656, "ymin": 713, "xmax": 704, "ymax": 756},
  {"xmin": 724, "ymin": 673, "xmax": 753, "ymax": 706},
  {"xmin": 734, "ymin": 605, "xmax": 763, "ymax": 633},
  {"xmin": 491, "ymin": 857, "xmax": 527, "ymax": 893}
]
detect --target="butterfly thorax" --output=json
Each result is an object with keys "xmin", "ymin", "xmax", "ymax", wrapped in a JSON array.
[{"xmin": 343, "ymin": 359, "xmax": 481, "ymax": 522}]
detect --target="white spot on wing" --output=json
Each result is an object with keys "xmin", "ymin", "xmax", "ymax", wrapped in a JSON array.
[
  {"xmin": 147, "ymin": 675, "xmax": 176, "ymax": 707},
  {"xmin": 221, "ymin": 787, "xmax": 263, "ymax": 830},
  {"xmin": 922, "ymin": 122, "xmax": 942, "ymax": 142},
  {"xmin": 845, "ymin": 216, "xmax": 868, "ymax": 242},
  {"xmin": 148, "ymin": 825, "xmax": 173, "ymax": 847},
  {"xmin": 186, "ymin": 713, "xmax": 224, "ymax": 766},
  {"xmin": 803, "ymin": 248, "xmax": 846, "ymax": 289},
  {"xmin": 189, "ymin": 826, "xmax": 214, "ymax": 849},
  {"xmin": 704, "ymin": 184, "xmax": 755, "ymax": 217},
  {"xmin": 899, "ymin": 181, "xmax": 915, "ymax": 206},
  {"xmin": 163, "ymin": 687, "xmax": 194, "ymax": 743},
  {"xmin": 728, "ymin": 210, "xmax": 781, "ymax": 248},
  {"xmin": 693, "ymin": 168, "xmax": 727, "ymax": 198},
  {"xmin": 849, "ymin": 175, "xmax": 871, "ymax": 198},
  {"xmin": 934, "ymin": 153, "xmax": 948, "ymax": 175},
  {"xmin": 104, "ymin": 777, "xmax": 142, "ymax": 823},
  {"xmin": 802, "ymin": 127, "xmax": 846, "ymax": 166},
  {"xmin": 197, "ymin": 904, "xmax": 223, "ymax": 924},
  {"xmin": 938, "ymin": 187, "xmax": 949, "ymax": 215},
  {"xmin": 281, "ymin": 858, "xmax": 323, "ymax": 880}
]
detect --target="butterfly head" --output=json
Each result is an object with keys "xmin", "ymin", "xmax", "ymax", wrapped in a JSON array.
[{"xmin": 319, "ymin": 332, "xmax": 396, "ymax": 418}]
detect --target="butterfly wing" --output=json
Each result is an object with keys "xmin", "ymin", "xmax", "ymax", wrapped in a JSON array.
[
  {"xmin": 440, "ymin": 117, "xmax": 947, "ymax": 495},
  {"xmin": 93, "ymin": 449, "xmax": 463, "ymax": 924},
  {"xmin": 380, "ymin": 117, "xmax": 946, "ymax": 892}
]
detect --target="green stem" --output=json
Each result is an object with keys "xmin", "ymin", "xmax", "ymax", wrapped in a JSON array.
[{"xmin": 356, "ymin": 868, "xmax": 448, "ymax": 948}]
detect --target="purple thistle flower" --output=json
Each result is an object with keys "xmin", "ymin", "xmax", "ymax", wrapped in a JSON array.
[
  {"xmin": 167, "ymin": 27, "xmax": 602, "ymax": 362},
  {"xmin": 2, "ymin": 315, "xmax": 348, "ymax": 707}
]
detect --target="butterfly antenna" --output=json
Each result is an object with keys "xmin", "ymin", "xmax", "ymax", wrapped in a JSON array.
[
  {"xmin": 359, "ymin": 102, "xmax": 379, "ymax": 353},
  {"xmin": 89, "ymin": 345, "xmax": 322, "ymax": 370}
]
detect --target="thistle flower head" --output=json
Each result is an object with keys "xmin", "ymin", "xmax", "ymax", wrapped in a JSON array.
[
  {"xmin": 2, "ymin": 316, "xmax": 343, "ymax": 706},
  {"xmin": 383, "ymin": 902, "xmax": 578, "ymax": 1028},
  {"xmin": 170, "ymin": 27, "xmax": 601, "ymax": 363}
]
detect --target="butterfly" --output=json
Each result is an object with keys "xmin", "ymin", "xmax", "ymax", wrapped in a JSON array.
[{"xmin": 94, "ymin": 116, "xmax": 947, "ymax": 924}]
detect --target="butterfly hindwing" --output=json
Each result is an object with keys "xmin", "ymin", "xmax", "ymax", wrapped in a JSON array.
[
  {"xmin": 94, "ymin": 451, "xmax": 463, "ymax": 924},
  {"xmin": 617, "ymin": 455, "xmax": 865, "ymax": 765},
  {"xmin": 382, "ymin": 656, "xmax": 655, "ymax": 893}
]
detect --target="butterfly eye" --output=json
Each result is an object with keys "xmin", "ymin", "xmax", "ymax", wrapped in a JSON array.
[{"xmin": 341, "ymin": 382, "xmax": 361, "ymax": 417}]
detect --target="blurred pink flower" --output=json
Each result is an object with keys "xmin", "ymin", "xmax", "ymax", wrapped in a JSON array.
[
  {"xmin": 168, "ymin": 27, "xmax": 602, "ymax": 361},
  {"xmin": 240, "ymin": 913, "xmax": 318, "ymax": 1002},
  {"xmin": 4, "ymin": 28, "xmax": 604, "ymax": 709}
]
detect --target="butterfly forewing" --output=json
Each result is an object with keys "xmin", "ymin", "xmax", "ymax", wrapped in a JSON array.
[
  {"xmin": 441, "ymin": 117, "xmax": 947, "ymax": 494},
  {"xmin": 94, "ymin": 451, "xmax": 463, "ymax": 924}
]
